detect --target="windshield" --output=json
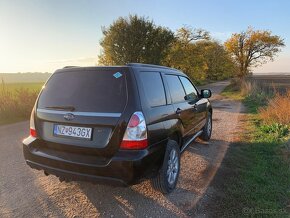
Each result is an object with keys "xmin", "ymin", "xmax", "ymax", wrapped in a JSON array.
[{"xmin": 38, "ymin": 69, "xmax": 127, "ymax": 113}]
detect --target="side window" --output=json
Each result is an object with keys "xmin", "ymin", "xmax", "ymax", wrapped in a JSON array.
[
  {"xmin": 140, "ymin": 72, "xmax": 166, "ymax": 107},
  {"xmin": 179, "ymin": 76, "xmax": 198, "ymax": 100},
  {"xmin": 165, "ymin": 75, "xmax": 186, "ymax": 103}
]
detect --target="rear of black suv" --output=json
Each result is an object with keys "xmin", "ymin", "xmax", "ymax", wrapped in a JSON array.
[
  {"xmin": 23, "ymin": 64, "xmax": 212, "ymax": 194},
  {"xmin": 23, "ymin": 66, "xmax": 167, "ymax": 186}
]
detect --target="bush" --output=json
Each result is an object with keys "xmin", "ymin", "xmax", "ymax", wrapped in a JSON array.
[{"xmin": 259, "ymin": 90, "xmax": 290, "ymax": 126}]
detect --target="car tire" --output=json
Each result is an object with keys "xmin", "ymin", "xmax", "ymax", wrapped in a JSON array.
[
  {"xmin": 151, "ymin": 140, "xmax": 180, "ymax": 194},
  {"xmin": 199, "ymin": 111, "xmax": 212, "ymax": 141}
]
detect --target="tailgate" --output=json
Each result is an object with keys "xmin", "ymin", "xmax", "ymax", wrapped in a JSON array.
[{"xmin": 35, "ymin": 68, "xmax": 129, "ymax": 157}]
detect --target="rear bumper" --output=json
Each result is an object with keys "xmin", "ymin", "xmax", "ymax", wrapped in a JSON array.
[{"xmin": 23, "ymin": 136, "xmax": 166, "ymax": 186}]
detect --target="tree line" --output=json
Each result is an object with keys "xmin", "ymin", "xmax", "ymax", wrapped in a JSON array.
[{"xmin": 98, "ymin": 15, "xmax": 284, "ymax": 83}]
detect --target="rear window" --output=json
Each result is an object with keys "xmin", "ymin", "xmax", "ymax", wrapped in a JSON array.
[
  {"xmin": 139, "ymin": 72, "xmax": 166, "ymax": 107},
  {"xmin": 38, "ymin": 69, "xmax": 127, "ymax": 113}
]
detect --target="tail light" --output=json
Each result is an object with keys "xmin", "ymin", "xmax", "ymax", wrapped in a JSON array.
[
  {"xmin": 120, "ymin": 112, "xmax": 148, "ymax": 150},
  {"xmin": 30, "ymin": 108, "xmax": 37, "ymax": 138}
]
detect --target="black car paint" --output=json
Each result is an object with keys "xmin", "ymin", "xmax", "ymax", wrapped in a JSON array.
[{"xmin": 23, "ymin": 64, "xmax": 212, "ymax": 185}]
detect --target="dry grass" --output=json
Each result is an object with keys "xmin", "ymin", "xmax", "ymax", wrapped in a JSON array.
[
  {"xmin": 228, "ymin": 78, "xmax": 256, "ymax": 94},
  {"xmin": 0, "ymin": 80, "xmax": 39, "ymax": 124},
  {"xmin": 259, "ymin": 90, "xmax": 290, "ymax": 126},
  {"xmin": 240, "ymin": 79, "xmax": 257, "ymax": 96}
]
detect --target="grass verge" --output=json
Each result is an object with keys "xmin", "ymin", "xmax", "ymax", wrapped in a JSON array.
[
  {"xmin": 205, "ymin": 82, "xmax": 290, "ymax": 217},
  {"xmin": 220, "ymin": 82, "xmax": 245, "ymax": 100},
  {"xmin": 218, "ymin": 109, "xmax": 289, "ymax": 217}
]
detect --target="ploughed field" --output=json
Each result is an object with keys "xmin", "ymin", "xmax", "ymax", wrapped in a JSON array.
[{"xmin": 248, "ymin": 74, "xmax": 290, "ymax": 93}]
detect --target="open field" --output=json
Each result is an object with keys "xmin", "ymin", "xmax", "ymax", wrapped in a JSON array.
[
  {"xmin": 1, "ymin": 82, "xmax": 44, "ymax": 93},
  {"xmin": 248, "ymin": 74, "xmax": 290, "ymax": 93},
  {"xmin": 0, "ymin": 73, "xmax": 51, "ymax": 83},
  {"xmin": 0, "ymin": 73, "xmax": 47, "ymax": 125},
  {"xmin": 0, "ymin": 82, "xmax": 42, "ymax": 125}
]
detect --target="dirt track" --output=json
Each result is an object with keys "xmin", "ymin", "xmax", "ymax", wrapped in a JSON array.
[{"xmin": 0, "ymin": 81, "xmax": 245, "ymax": 217}]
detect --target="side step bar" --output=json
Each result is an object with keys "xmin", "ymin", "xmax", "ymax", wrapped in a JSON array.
[{"xmin": 180, "ymin": 130, "xmax": 203, "ymax": 153}]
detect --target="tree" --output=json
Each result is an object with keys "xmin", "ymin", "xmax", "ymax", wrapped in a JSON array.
[
  {"xmin": 164, "ymin": 27, "xmax": 235, "ymax": 83},
  {"xmin": 163, "ymin": 26, "xmax": 210, "ymax": 82},
  {"xmin": 176, "ymin": 26, "xmax": 210, "ymax": 45},
  {"xmin": 98, "ymin": 15, "xmax": 175, "ymax": 65},
  {"xmin": 201, "ymin": 41, "xmax": 237, "ymax": 80},
  {"xmin": 225, "ymin": 27, "xmax": 285, "ymax": 78}
]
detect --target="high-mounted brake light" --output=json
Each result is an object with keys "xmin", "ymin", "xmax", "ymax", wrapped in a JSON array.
[
  {"xmin": 120, "ymin": 112, "xmax": 148, "ymax": 150},
  {"xmin": 30, "ymin": 108, "xmax": 37, "ymax": 138}
]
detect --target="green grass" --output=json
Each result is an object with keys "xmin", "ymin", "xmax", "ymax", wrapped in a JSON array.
[
  {"xmin": 221, "ymin": 83, "xmax": 245, "ymax": 100},
  {"xmin": 219, "ymin": 112, "xmax": 290, "ymax": 217},
  {"xmin": 212, "ymin": 85, "xmax": 290, "ymax": 217}
]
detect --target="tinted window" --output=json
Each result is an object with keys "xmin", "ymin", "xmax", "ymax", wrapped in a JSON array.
[
  {"xmin": 165, "ymin": 75, "xmax": 186, "ymax": 103},
  {"xmin": 140, "ymin": 72, "xmax": 166, "ymax": 107},
  {"xmin": 38, "ymin": 69, "xmax": 127, "ymax": 113},
  {"xmin": 179, "ymin": 76, "xmax": 198, "ymax": 100}
]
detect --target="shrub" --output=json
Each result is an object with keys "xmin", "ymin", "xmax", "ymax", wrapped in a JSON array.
[{"xmin": 259, "ymin": 90, "xmax": 290, "ymax": 126}]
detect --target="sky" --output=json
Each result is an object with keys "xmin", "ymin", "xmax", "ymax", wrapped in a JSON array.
[{"xmin": 0, "ymin": 0, "xmax": 290, "ymax": 73}]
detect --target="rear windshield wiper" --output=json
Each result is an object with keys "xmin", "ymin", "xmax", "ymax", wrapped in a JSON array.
[{"xmin": 45, "ymin": 105, "xmax": 75, "ymax": 111}]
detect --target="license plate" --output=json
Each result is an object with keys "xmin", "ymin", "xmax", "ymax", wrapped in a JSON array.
[{"xmin": 54, "ymin": 125, "xmax": 92, "ymax": 140}]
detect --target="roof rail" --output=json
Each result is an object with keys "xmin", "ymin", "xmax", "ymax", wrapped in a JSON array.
[
  {"xmin": 126, "ymin": 63, "xmax": 179, "ymax": 71},
  {"xmin": 63, "ymin": 66, "xmax": 79, "ymax": 69}
]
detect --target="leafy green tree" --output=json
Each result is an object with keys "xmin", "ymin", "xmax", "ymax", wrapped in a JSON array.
[
  {"xmin": 98, "ymin": 15, "xmax": 174, "ymax": 65},
  {"xmin": 164, "ymin": 41, "xmax": 202, "ymax": 81},
  {"xmin": 201, "ymin": 41, "xmax": 237, "ymax": 80},
  {"xmin": 164, "ymin": 27, "xmax": 235, "ymax": 83},
  {"xmin": 163, "ymin": 26, "xmax": 210, "ymax": 83},
  {"xmin": 225, "ymin": 27, "xmax": 285, "ymax": 78}
]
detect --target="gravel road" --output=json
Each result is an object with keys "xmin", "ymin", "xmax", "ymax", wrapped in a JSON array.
[{"xmin": 0, "ymin": 81, "xmax": 244, "ymax": 218}]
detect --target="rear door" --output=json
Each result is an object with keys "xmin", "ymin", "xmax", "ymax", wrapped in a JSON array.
[
  {"xmin": 136, "ymin": 71, "xmax": 171, "ymax": 145},
  {"xmin": 36, "ymin": 68, "xmax": 130, "ymax": 157},
  {"xmin": 164, "ymin": 74, "xmax": 197, "ymax": 141}
]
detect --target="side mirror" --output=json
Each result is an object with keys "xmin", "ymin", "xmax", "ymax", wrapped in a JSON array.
[{"xmin": 201, "ymin": 89, "xmax": 212, "ymax": 98}]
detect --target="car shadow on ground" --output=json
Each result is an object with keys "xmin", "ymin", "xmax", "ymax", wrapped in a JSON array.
[
  {"xmin": 74, "ymin": 138, "xmax": 231, "ymax": 217},
  {"xmin": 78, "ymin": 181, "xmax": 184, "ymax": 217},
  {"xmin": 0, "ymin": 168, "xmax": 67, "ymax": 217}
]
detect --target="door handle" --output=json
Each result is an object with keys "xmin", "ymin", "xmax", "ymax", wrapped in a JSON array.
[
  {"xmin": 176, "ymin": 108, "xmax": 182, "ymax": 114},
  {"xmin": 192, "ymin": 104, "xmax": 198, "ymax": 111}
]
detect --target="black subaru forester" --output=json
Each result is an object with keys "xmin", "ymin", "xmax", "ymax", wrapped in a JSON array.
[{"xmin": 23, "ymin": 63, "xmax": 212, "ymax": 194}]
